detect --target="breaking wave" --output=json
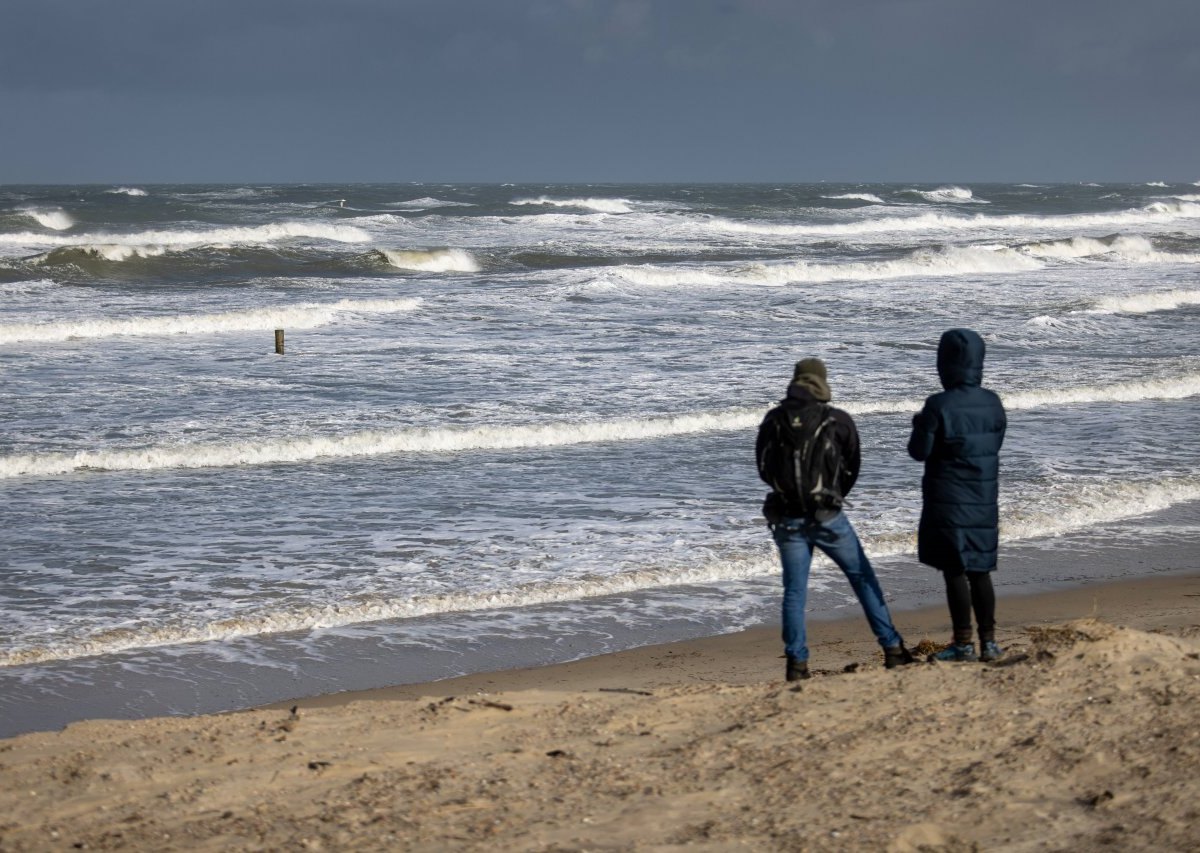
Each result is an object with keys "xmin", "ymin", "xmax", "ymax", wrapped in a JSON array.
[
  {"xmin": 106, "ymin": 187, "xmax": 147, "ymax": 196},
  {"xmin": 0, "ymin": 221, "xmax": 372, "ymax": 250},
  {"xmin": 510, "ymin": 196, "xmax": 634, "ymax": 214},
  {"xmin": 17, "ymin": 207, "xmax": 74, "ymax": 230},
  {"xmin": 0, "ymin": 298, "xmax": 421, "ymax": 346},
  {"xmin": 821, "ymin": 193, "xmax": 885, "ymax": 204},
  {"xmin": 1088, "ymin": 289, "xmax": 1200, "ymax": 315},
  {"xmin": 1018, "ymin": 234, "xmax": 1200, "ymax": 264},
  {"xmin": 3, "ymin": 371, "xmax": 1197, "ymax": 479},
  {"xmin": 387, "ymin": 197, "xmax": 475, "ymax": 209},
  {"xmin": 379, "ymin": 248, "xmax": 480, "ymax": 272},
  {"xmin": 904, "ymin": 186, "xmax": 986, "ymax": 204},
  {"xmin": 705, "ymin": 200, "xmax": 1200, "ymax": 239},
  {"xmin": 610, "ymin": 245, "xmax": 1043, "ymax": 288},
  {"xmin": 30, "ymin": 244, "xmax": 169, "ymax": 264},
  {"xmin": 6, "ymin": 472, "xmax": 1200, "ymax": 665}
]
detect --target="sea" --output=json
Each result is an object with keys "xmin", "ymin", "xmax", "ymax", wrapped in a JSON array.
[{"xmin": 2, "ymin": 182, "xmax": 1199, "ymax": 737}]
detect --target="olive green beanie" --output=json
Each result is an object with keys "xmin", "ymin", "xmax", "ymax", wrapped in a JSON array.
[{"xmin": 790, "ymin": 357, "xmax": 831, "ymax": 401}]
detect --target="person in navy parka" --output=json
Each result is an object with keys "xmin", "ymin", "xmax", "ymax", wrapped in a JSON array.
[{"xmin": 908, "ymin": 328, "xmax": 1007, "ymax": 662}]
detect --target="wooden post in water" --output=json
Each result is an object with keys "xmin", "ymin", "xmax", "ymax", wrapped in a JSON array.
[{"xmin": 274, "ymin": 329, "xmax": 285, "ymax": 355}]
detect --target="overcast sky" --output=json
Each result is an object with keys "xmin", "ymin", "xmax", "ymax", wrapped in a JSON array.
[{"xmin": 2, "ymin": 0, "xmax": 1197, "ymax": 184}]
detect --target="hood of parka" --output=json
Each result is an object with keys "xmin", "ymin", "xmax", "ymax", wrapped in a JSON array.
[{"xmin": 936, "ymin": 328, "xmax": 985, "ymax": 390}]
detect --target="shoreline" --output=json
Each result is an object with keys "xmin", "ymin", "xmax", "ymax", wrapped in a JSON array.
[
  {"xmin": 1, "ymin": 569, "xmax": 1197, "ymax": 850},
  {"xmin": 1, "ymin": 497, "xmax": 1198, "ymax": 740},
  {"xmin": 275, "ymin": 569, "xmax": 1200, "ymax": 709}
]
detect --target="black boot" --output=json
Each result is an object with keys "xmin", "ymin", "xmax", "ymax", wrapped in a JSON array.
[
  {"xmin": 884, "ymin": 644, "xmax": 916, "ymax": 669},
  {"xmin": 786, "ymin": 657, "xmax": 811, "ymax": 681}
]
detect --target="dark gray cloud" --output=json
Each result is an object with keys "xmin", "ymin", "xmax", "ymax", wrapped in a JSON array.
[{"xmin": 2, "ymin": 0, "xmax": 1197, "ymax": 182}]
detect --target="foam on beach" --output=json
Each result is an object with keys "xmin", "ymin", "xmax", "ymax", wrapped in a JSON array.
[{"xmin": 4, "ymin": 473, "xmax": 1199, "ymax": 666}]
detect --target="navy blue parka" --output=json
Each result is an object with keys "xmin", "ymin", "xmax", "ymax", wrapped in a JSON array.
[{"xmin": 907, "ymin": 329, "xmax": 1007, "ymax": 572}]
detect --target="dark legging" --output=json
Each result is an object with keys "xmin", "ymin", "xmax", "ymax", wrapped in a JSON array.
[{"xmin": 942, "ymin": 568, "xmax": 996, "ymax": 645}]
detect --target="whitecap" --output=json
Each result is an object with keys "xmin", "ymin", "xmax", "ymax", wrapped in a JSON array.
[
  {"xmin": 379, "ymin": 248, "xmax": 480, "ymax": 273},
  {"xmin": 820, "ymin": 193, "xmax": 885, "ymax": 204},
  {"xmin": 0, "ymin": 297, "xmax": 421, "ymax": 346},
  {"xmin": 1087, "ymin": 289, "xmax": 1200, "ymax": 315},
  {"xmin": 905, "ymin": 186, "xmax": 987, "ymax": 204},
  {"xmin": 3, "ymin": 370, "xmax": 1197, "ymax": 479},
  {"xmin": 510, "ymin": 196, "xmax": 634, "ymax": 214},
  {"xmin": 17, "ymin": 207, "xmax": 74, "ymax": 230},
  {"xmin": 609, "ymin": 244, "xmax": 1043, "ymax": 288},
  {"xmin": 106, "ymin": 187, "xmax": 147, "ymax": 197}
]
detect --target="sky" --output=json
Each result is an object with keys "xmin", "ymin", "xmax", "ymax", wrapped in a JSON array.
[{"xmin": 1, "ymin": 0, "xmax": 1198, "ymax": 184}]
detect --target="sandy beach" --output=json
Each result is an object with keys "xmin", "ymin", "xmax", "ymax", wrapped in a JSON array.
[{"xmin": 1, "ymin": 569, "xmax": 1198, "ymax": 852}]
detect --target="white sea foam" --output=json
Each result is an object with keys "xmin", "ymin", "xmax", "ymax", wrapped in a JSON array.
[
  {"xmin": 612, "ymin": 244, "xmax": 1044, "ymax": 288},
  {"xmin": 999, "ymin": 475, "xmax": 1200, "ymax": 543},
  {"xmin": 6, "ymin": 472, "xmax": 1200, "ymax": 666},
  {"xmin": 106, "ymin": 187, "xmax": 147, "ymax": 196},
  {"xmin": 1087, "ymin": 289, "xmax": 1200, "ymax": 315},
  {"xmin": 1014, "ymin": 234, "xmax": 1200, "ymax": 263},
  {"xmin": 380, "ymin": 248, "xmax": 480, "ymax": 272},
  {"xmin": 908, "ymin": 186, "xmax": 986, "ymax": 204},
  {"xmin": 1171, "ymin": 194, "xmax": 1200, "ymax": 202},
  {"xmin": 3, "ymin": 372, "xmax": 1197, "ymax": 479},
  {"xmin": 17, "ymin": 207, "xmax": 74, "ymax": 230},
  {"xmin": 30, "ymin": 243, "xmax": 170, "ymax": 263},
  {"xmin": 821, "ymin": 193, "xmax": 885, "ymax": 204},
  {"xmin": 1146, "ymin": 181, "xmax": 1168, "ymax": 187},
  {"xmin": 0, "ymin": 551, "xmax": 781, "ymax": 666},
  {"xmin": 0, "ymin": 298, "xmax": 421, "ymax": 346},
  {"xmin": 387, "ymin": 197, "xmax": 474, "ymax": 209},
  {"xmin": 0, "ymin": 221, "xmax": 372, "ymax": 250},
  {"xmin": 704, "ymin": 200, "xmax": 1200, "ymax": 239},
  {"xmin": 511, "ymin": 196, "xmax": 634, "ymax": 214}
]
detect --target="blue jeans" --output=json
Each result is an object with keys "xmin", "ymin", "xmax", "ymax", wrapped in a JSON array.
[{"xmin": 771, "ymin": 511, "xmax": 903, "ymax": 661}]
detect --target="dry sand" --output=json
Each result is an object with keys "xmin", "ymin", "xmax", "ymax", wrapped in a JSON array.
[{"xmin": 1, "ymin": 573, "xmax": 1198, "ymax": 852}]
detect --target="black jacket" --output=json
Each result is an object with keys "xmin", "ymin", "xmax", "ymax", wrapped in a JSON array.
[
  {"xmin": 756, "ymin": 384, "xmax": 861, "ymax": 521},
  {"xmin": 907, "ymin": 329, "xmax": 1007, "ymax": 571}
]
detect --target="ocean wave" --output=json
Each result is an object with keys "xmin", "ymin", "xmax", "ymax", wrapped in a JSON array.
[
  {"xmin": 0, "ymin": 551, "xmax": 778, "ymax": 666},
  {"xmin": 611, "ymin": 244, "xmax": 1044, "ymax": 288},
  {"xmin": 3, "ymin": 371, "xmax": 1197, "ymax": 479},
  {"xmin": 510, "ymin": 196, "xmax": 634, "ymax": 214},
  {"xmin": 387, "ymin": 197, "xmax": 475, "ymax": 210},
  {"xmin": 30, "ymin": 244, "xmax": 170, "ymax": 264},
  {"xmin": 106, "ymin": 187, "xmax": 148, "ymax": 197},
  {"xmin": 0, "ymin": 297, "xmax": 421, "ymax": 346},
  {"xmin": 16, "ymin": 207, "xmax": 74, "ymax": 230},
  {"xmin": 378, "ymin": 248, "xmax": 480, "ymax": 272},
  {"xmin": 704, "ymin": 199, "xmax": 1200, "ymax": 239},
  {"xmin": 1171, "ymin": 194, "xmax": 1200, "ymax": 202},
  {"xmin": 903, "ymin": 186, "xmax": 987, "ymax": 204},
  {"xmin": 820, "ymin": 193, "xmax": 885, "ymax": 204},
  {"xmin": 0, "ymin": 221, "xmax": 372, "ymax": 251},
  {"xmin": 5, "ymin": 472, "xmax": 1200, "ymax": 665},
  {"xmin": 1146, "ymin": 181, "xmax": 1168, "ymax": 187},
  {"xmin": 1087, "ymin": 289, "xmax": 1200, "ymax": 315},
  {"xmin": 1015, "ymin": 234, "xmax": 1200, "ymax": 264}
]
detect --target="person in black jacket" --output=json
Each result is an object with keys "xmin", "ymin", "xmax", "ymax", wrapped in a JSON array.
[
  {"xmin": 757, "ymin": 358, "xmax": 914, "ymax": 681},
  {"xmin": 908, "ymin": 328, "xmax": 1007, "ymax": 662}
]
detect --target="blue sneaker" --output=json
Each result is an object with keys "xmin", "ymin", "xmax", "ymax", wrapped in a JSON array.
[
  {"xmin": 928, "ymin": 642, "xmax": 978, "ymax": 662},
  {"xmin": 980, "ymin": 641, "xmax": 1005, "ymax": 662}
]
